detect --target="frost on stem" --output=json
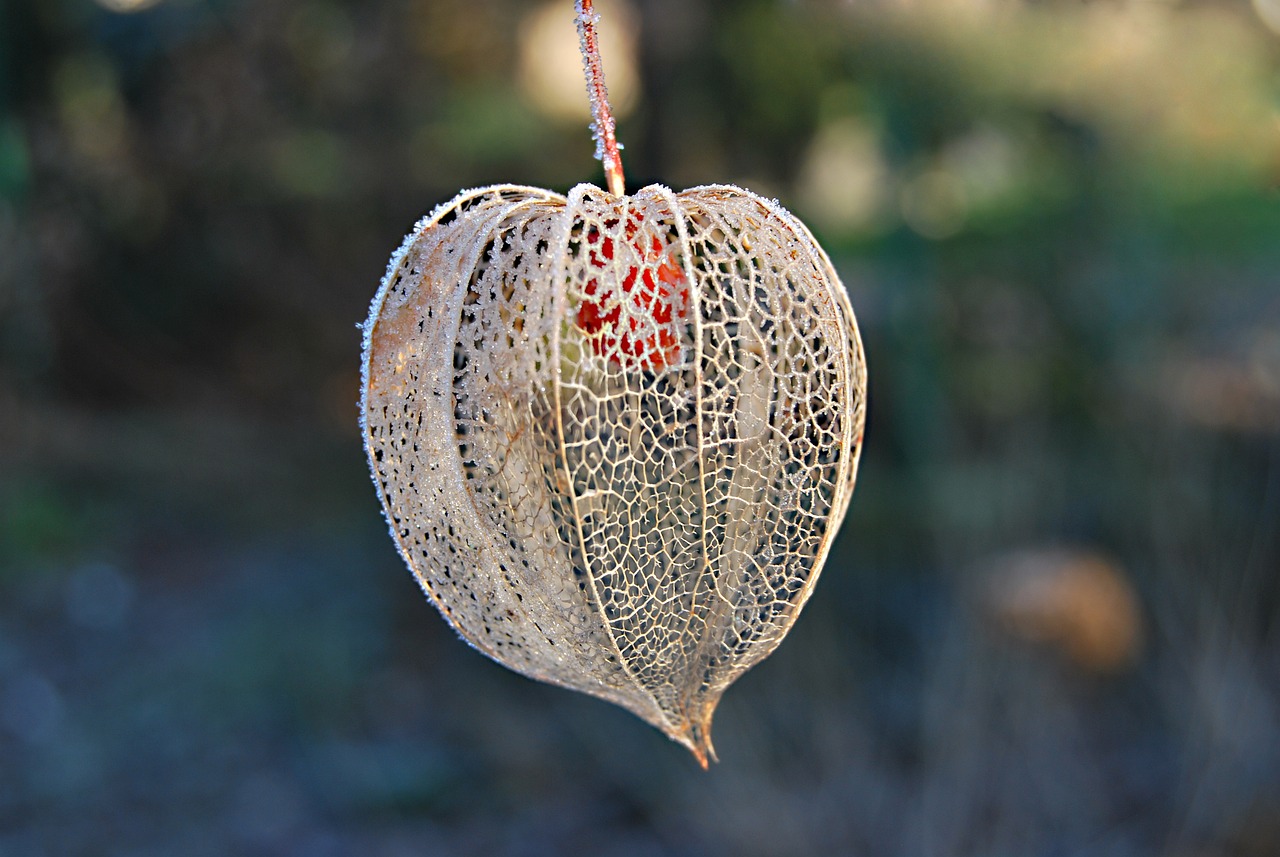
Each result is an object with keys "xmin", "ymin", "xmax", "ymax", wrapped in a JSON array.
[{"xmin": 576, "ymin": 0, "xmax": 625, "ymax": 196}]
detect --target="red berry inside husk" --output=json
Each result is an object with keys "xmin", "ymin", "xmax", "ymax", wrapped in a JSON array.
[{"xmin": 575, "ymin": 213, "xmax": 688, "ymax": 372}]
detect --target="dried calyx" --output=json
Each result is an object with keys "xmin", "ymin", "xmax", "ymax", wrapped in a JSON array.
[{"xmin": 359, "ymin": 1, "xmax": 867, "ymax": 768}]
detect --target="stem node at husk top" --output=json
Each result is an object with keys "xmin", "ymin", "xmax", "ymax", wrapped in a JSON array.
[{"xmin": 576, "ymin": 0, "xmax": 625, "ymax": 196}]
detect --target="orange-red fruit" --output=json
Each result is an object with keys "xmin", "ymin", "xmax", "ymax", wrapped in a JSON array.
[{"xmin": 575, "ymin": 214, "xmax": 689, "ymax": 372}]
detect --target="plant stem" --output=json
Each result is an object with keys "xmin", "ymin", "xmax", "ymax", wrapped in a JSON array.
[{"xmin": 576, "ymin": 0, "xmax": 626, "ymax": 196}]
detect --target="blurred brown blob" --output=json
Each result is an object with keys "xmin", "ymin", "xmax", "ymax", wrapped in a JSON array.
[
  {"xmin": 984, "ymin": 549, "xmax": 1144, "ymax": 673},
  {"xmin": 1158, "ymin": 344, "xmax": 1280, "ymax": 434}
]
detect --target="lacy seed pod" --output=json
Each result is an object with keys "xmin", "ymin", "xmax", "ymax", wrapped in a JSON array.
[{"xmin": 361, "ymin": 182, "xmax": 866, "ymax": 766}]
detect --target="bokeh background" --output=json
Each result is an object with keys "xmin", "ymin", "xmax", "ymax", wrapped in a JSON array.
[{"xmin": 3, "ymin": 0, "xmax": 1280, "ymax": 854}]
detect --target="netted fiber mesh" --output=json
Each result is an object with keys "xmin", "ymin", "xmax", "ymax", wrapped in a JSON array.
[{"xmin": 361, "ymin": 183, "xmax": 866, "ymax": 765}]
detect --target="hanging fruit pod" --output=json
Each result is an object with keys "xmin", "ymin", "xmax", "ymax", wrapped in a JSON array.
[{"xmin": 361, "ymin": 182, "xmax": 866, "ymax": 766}]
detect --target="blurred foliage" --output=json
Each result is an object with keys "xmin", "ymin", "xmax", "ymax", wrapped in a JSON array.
[{"xmin": 1, "ymin": 0, "xmax": 1279, "ymax": 855}]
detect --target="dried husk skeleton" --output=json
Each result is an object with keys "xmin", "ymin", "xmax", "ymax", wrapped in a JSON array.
[{"xmin": 360, "ymin": 3, "xmax": 866, "ymax": 767}]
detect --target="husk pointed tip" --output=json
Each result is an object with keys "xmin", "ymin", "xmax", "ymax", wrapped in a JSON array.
[{"xmin": 673, "ymin": 703, "xmax": 719, "ymax": 770}]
